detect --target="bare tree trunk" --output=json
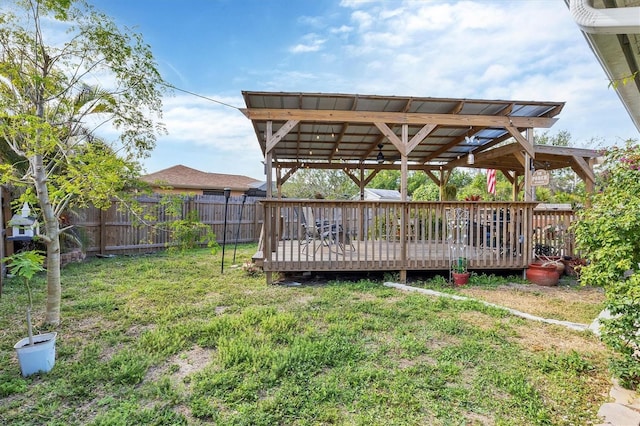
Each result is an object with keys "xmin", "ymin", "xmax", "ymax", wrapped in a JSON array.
[{"xmin": 32, "ymin": 154, "xmax": 61, "ymax": 326}]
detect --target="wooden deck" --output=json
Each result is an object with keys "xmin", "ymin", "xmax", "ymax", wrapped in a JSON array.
[
  {"xmin": 268, "ymin": 239, "xmax": 528, "ymax": 272},
  {"xmin": 257, "ymin": 200, "xmax": 552, "ymax": 280}
]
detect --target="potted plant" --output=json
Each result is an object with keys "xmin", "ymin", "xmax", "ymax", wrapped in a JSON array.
[
  {"xmin": 526, "ymin": 261, "xmax": 560, "ymax": 286},
  {"xmin": 2, "ymin": 250, "xmax": 58, "ymax": 376},
  {"xmin": 451, "ymin": 257, "xmax": 470, "ymax": 285}
]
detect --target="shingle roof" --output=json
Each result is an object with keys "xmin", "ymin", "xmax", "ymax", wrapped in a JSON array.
[{"xmin": 140, "ymin": 165, "xmax": 262, "ymax": 191}]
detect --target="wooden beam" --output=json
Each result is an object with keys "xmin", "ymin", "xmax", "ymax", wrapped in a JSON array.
[
  {"xmin": 343, "ymin": 169, "xmax": 361, "ymax": 187},
  {"xmin": 363, "ymin": 169, "xmax": 380, "ymax": 186},
  {"xmin": 534, "ymin": 144, "xmax": 601, "ymax": 158},
  {"xmin": 513, "ymin": 151, "xmax": 526, "ymax": 169},
  {"xmin": 374, "ymin": 122, "xmax": 404, "ymax": 155},
  {"xmin": 407, "ymin": 124, "xmax": 436, "ymax": 154},
  {"xmin": 245, "ymin": 109, "xmax": 559, "ymax": 128},
  {"xmin": 571, "ymin": 155, "xmax": 596, "ymax": 184},
  {"xmin": 280, "ymin": 166, "xmax": 299, "ymax": 185},
  {"xmin": 266, "ymin": 119, "xmax": 299, "ymax": 153},
  {"xmin": 425, "ymin": 170, "xmax": 441, "ymax": 185},
  {"xmin": 447, "ymin": 141, "xmax": 522, "ymax": 168},
  {"xmin": 506, "ymin": 126, "xmax": 535, "ymax": 159}
]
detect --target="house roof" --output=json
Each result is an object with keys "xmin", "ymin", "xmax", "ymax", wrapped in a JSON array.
[
  {"xmin": 363, "ymin": 188, "xmax": 403, "ymax": 200},
  {"xmin": 140, "ymin": 165, "xmax": 262, "ymax": 191},
  {"xmin": 566, "ymin": 0, "xmax": 640, "ymax": 132}
]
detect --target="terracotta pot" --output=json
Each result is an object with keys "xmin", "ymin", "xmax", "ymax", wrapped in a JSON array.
[
  {"xmin": 452, "ymin": 272, "xmax": 470, "ymax": 286},
  {"xmin": 542, "ymin": 257, "xmax": 565, "ymax": 276},
  {"xmin": 526, "ymin": 263, "xmax": 559, "ymax": 286}
]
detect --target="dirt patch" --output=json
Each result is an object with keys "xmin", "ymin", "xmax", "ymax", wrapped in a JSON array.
[
  {"xmin": 170, "ymin": 346, "xmax": 214, "ymax": 382},
  {"xmin": 511, "ymin": 321, "xmax": 607, "ymax": 354},
  {"xmin": 458, "ymin": 283, "xmax": 605, "ymax": 324},
  {"xmin": 145, "ymin": 345, "xmax": 214, "ymax": 384}
]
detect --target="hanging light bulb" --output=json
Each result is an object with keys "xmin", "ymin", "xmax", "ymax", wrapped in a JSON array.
[
  {"xmin": 376, "ymin": 144, "xmax": 385, "ymax": 164},
  {"xmin": 467, "ymin": 152, "xmax": 475, "ymax": 165}
]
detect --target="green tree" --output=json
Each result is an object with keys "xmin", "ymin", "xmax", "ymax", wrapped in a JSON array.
[
  {"xmin": 282, "ymin": 168, "xmax": 357, "ymax": 199},
  {"xmin": 411, "ymin": 181, "xmax": 439, "ymax": 201},
  {"xmin": 573, "ymin": 140, "xmax": 640, "ymax": 389},
  {"xmin": 0, "ymin": 0, "xmax": 165, "ymax": 325},
  {"xmin": 368, "ymin": 170, "xmax": 399, "ymax": 190}
]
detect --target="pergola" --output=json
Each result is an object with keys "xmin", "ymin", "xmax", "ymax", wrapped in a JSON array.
[
  {"xmin": 241, "ymin": 91, "xmax": 601, "ymax": 283},
  {"xmin": 241, "ymin": 91, "xmax": 600, "ymax": 200}
]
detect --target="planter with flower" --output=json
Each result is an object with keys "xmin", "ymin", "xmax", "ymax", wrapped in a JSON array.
[{"xmin": 2, "ymin": 250, "xmax": 57, "ymax": 376}]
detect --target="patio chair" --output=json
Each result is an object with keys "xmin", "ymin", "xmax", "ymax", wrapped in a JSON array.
[{"xmin": 300, "ymin": 206, "xmax": 354, "ymax": 254}]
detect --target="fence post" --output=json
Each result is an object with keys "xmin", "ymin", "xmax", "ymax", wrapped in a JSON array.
[
  {"xmin": 0, "ymin": 186, "xmax": 4, "ymax": 293},
  {"xmin": 100, "ymin": 208, "xmax": 107, "ymax": 255}
]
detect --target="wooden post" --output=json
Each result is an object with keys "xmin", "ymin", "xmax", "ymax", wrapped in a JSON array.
[
  {"xmin": 0, "ymin": 186, "xmax": 5, "ymax": 294},
  {"xmin": 100, "ymin": 208, "xmax": 107, "ymax": 255}
]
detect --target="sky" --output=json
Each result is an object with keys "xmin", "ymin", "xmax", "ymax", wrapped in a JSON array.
[{"xmin": 90, "ymin": 0, "xmax": 639, "ymax": 181}]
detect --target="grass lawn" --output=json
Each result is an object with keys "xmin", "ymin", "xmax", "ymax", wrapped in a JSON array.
[{"xmin": 0, "ymin": 245, "xmax": 611, "ymax": 425}]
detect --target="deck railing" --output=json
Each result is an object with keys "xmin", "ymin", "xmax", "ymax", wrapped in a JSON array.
[
  {"xmin": 532, "ymin": 205, "xmax": 576, "ymax": 258},
  {"xmin": 260, "ymin": 200, "xmax": 540, "ymax": 275}
]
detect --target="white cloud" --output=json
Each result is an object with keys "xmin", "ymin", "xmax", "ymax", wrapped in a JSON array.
[
  {"xmin": 330, "ymin": 24, "xmax": 353, "ymax": 34},
  {"xmin": 161, "ymin": 94, "xmax": 254, "ymax": 151},
  {"xmin": 290, "ymin": 33, "xmax": 327, "ymax": 53}
]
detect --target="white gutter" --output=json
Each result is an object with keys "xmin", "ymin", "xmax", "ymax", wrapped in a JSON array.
[{"xmin": 569, "ymin": 0, "xmax": 640, "ymax": 34}]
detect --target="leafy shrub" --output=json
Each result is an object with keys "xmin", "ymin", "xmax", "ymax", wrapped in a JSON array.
[
  {"xmin": 166, "ymin": 210, "xmax": 218, "ymax": 254},
  {"xmin": 573, "ymin": 140, "xmax": 640, "ymax": 390}
]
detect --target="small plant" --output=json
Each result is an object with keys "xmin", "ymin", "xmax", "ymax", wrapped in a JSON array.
[
  {"xmin": 2, "ymin": 250, "xmax": 45, "ymax": 346},
  {"xmin": 166, "ymin": 211, "xmax": 219, "ymax": 254},
  {"xmin": 242, "ymin": 261, "xmax": 262, "ymax": 277},
  {"xmin": 451, "ymin": 257, "xmax": 468, "ymax": 273},
  {"xmin": 464, "ymin": 194, "xmax": 481, "ymax": 201}
]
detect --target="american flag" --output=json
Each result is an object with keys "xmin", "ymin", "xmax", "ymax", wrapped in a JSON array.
[{"xmin": 487, "ymin": 169, "xmax": 496, "ymax": 195}]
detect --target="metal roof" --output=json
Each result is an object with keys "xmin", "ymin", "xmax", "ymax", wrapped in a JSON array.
[{"xmin": 241, "ymin": 91, "xmax": 565, "ymax": 170}]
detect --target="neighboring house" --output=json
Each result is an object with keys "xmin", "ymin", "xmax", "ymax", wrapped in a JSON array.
[
  {"xmin": 358, "ymin": 188, "xmax": 404, "ymax": 201},
  {"xmin": 140, "ymin": 165, "xmax": 265, "ymax": 197}
]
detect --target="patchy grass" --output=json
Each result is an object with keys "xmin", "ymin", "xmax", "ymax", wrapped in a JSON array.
[{"xmin": 0, "ymin": 246, "xmax": 611, "ymax": 425}]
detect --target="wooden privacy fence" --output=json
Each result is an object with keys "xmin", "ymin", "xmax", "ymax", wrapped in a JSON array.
[{"xmin": 70, "ymin": 195, "xmax": 264, "ymax": 256}]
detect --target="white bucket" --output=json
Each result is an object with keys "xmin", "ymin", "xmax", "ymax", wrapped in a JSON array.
[{"xmin": 14, "ymin": 332, "xmax": 57, "ymax": 377}]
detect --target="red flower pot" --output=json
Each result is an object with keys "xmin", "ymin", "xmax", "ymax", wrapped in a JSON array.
[
  {"xmin": 452, "ymin": 272, "xmax": 470, "ymax": 286},
  {"xmin": 526, "ymin": 263, "xmax": 559, "ymax": 286}
]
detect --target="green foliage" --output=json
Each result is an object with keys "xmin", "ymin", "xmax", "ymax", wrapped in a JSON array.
[
  {"xmin": 573, "ymin": 140, "xmax": 640, "ymax": 389},
  {"xmin": 537, "ymin": 350, "xmax": 594, "ymax": 375},
  {"xmin": 451, "ymin": 257, "xmax": 467, "ymax": 273},
  {"xmin": 0, "ymin": 375, "xmax": 28, "ymax": 397},
  {"xmin": 282, "ymin": 168, "xmax": 358, "ymax": 199},
  {"xmin": 410, "ymin": 181, "xmax": 440, "ymax": 201},
  {"xmin": 2, "ymin": 250, "xmax": 45, "ymax": 309},
  {"xmin": 0, "ymin": 0, "xmax": 166, "ymax": 325},
  {"xmin": 165, "ymin": 210, "xmax": 218, "ymax": 254},
  {"xmin": 2, "ymin": 250, "xmax": 45, "ymax": 281},
  {"xmin": 609, "ymin": 71, "xmax": 639, "ymax": 89},
  {"xmin": 369, "ymin": 170, "xmax": 400, "ymax": 190},
  {"xmin": 442, "ymin": 183, "xmax": 457, "ymax": 201}
]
